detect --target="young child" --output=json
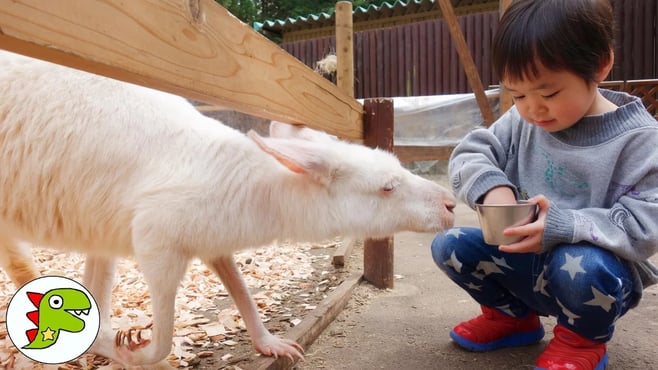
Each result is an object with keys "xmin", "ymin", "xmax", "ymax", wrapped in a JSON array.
[{"xmin": 431, "ymin": 0, "xmax": 658, "ymax": 369}]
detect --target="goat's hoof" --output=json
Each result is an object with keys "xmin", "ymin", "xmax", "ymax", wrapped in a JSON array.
[{"xmin": 115, "ymin": 324, "xmax": 152, "ymax": 351}]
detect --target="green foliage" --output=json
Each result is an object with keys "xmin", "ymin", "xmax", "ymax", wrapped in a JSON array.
[
  {"xmin": 214, "ymin": 0, "xmax": 394, "ymax": 24},
  {"xmin": 260, "ymin": 0, "xmax": 337, "ymax": 21},
  {"xmin": 214, "ymin": 0, "xmax": 259, "ymax": 24}
]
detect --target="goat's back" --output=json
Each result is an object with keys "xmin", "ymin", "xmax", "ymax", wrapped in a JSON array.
[{"xmin": 0, "ymin": 51, "xmax": 247, "ymax": 255}]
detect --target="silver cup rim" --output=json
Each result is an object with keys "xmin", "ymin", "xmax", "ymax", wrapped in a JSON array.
[{"xmin": 475, "ymin": 200, "xmax": 535, "ymax": 209}]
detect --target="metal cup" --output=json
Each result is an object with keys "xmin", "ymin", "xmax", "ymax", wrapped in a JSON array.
[{"xmin": 475, "ymin": 200, "xmax": 537, "ymax": 245}]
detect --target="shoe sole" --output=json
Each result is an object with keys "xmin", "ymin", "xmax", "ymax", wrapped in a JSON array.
[
  {"xmin": 450, "ymin": 325, "xmax": 545, "ymax": 352},
  {"xmin": 534, "ymin": 352, "xmax": 609, "ymax": 370}
]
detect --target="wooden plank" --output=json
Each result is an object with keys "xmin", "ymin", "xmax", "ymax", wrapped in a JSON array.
[
  {"xmin": 404, "ymin": 24, "xmax": 414, "ymax": 96},
  {"xmin": 632, "ymin": 0, "xmax": 642, "ymax": 77},
  {"xmin": 498, "ymin": 0, "xmax": 514, "ymax": 115},
  {"xmin": 439, "ymin": 21, "xmax": 454, "ymax": 94},
  {"xmin": 0, "ymin": 0, "xmax": 363, "ymax": 139},
  {"xmin": 610, "ymin": 0, "xmax": 624, "ymax": 80},
  {"xmin": 354, "ymin": 32, "xmax": 364, "ymax": 98},
  {"xmin": 411, "ymin": 23, "xmax": 420, "ymax": 96},
  {"xmin": 376, "ymin": 29, "xmax": 385, "ymax": 97},
  {"xmin": 622, "ymin": 1, "xmax": 634, "ymax": 79},
  {"xmin": 393, "ymin": 145, "xmax": 455, "ymax": 163},
  {"xmin": 458, "ymin": 17, "xmax": 468, "ymax": 91},
  {"xmin": 481, "ymin": 13, "xmax": 493, "ymax": 87},
  {"xmin": 438, "ymin": 0, "xmax": 495, "ymax": 125},
  {"xmin": 642, "ymin": 0, "xmax": 654, "ymax": 77},
  {"xmin": 332, "ymin": 237, "xmax": 358, "ymax": 267},
  {"xmin": 336, "ymin": 1, "xmax": 354, "ymax": 98},
  {"xmin": 419, "ymin": 22, "xmax": 428, "ymax": 96},
  {"xmin": 384, "ymin": 28, "xmax": 392, "ymax": 97},
  {"xmin": 362, "ymin": 98, "xmax": 395, "ymax": 289},
  {"xmin": 362, "ymin": 32, "xmax": 370, "ymax": 97},
  {"xmin": 249, "ymin": 272, "xmax": 363, "ymax": 370},
  {"xmin": 472, "ymin": 14, "xmax": 482, "ymax": 82},
  {"xmin": 397, "ymin": 25, "xmax": 406, "ymax": 96},
  {"xmin": 426, "ymin": 21, "xmax": 436, "ymax": 96}
]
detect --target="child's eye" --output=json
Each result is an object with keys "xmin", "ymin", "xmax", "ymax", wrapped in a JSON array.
[
  {"xmin": 542, "ymin": 91, "xmax": 559, "ymax": 99},
  {"xmin": 512, "ymin": 95, "xmax": 525, "ymax": 100}
]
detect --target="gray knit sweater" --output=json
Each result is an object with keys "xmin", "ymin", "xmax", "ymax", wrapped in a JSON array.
[{"xmin": 449, "ymin": 89, "xmax": 658, "ymax": 292}]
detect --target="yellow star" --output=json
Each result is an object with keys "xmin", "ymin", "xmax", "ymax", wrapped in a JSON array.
[{"xmin": 41, "ymin": 327, "xmax": 56, "ymax": 341}]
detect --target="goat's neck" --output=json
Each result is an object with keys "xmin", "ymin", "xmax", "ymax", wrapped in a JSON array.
[{"xmin": 243, "ymin": 165, "xmax": 340, "ymax": 244}]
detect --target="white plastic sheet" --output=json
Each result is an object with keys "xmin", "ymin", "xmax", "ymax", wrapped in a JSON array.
[{"xmin": 362, "ymin": 89, "xmax": 500, "ymax": 146}]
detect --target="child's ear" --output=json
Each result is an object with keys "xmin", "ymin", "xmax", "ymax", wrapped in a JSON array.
[{"xmin": 595, "ymin": 49, "xmax": 615, "ymax": 83}]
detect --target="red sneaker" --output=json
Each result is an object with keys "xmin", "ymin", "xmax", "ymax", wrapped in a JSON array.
[
  {"xmin": 535, "ymin": 325, "xmax": 608, "ymax": 370},
  {"xmin": 450, "ymin": 305, "xmax": 544, "ymax": 352}
]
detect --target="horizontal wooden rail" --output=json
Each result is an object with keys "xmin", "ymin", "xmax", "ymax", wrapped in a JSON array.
[
  {"xmin": 394, "ymin": 145, "xmax": 454, "ymax": 163},
  {"xmin": 0, "ymin": 0, "xmax": 363, "ymax": 140}
]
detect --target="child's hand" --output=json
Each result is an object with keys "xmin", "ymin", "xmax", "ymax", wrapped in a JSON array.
[{"xmin": 498, "ymin": 194, "xmax": 550, "ymax": 254}]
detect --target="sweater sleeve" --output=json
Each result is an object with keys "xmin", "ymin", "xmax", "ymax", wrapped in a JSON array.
[
  {"xmin": 542, "ymin": 161, "xmax": 658, "ymax": 263},
  {"xmin": 449, "ymin": 110, "xmax": 520, "ymax": 207}
]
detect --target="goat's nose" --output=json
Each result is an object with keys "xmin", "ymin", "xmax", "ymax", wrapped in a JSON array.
[{"xmin": 445, "ymin": 199, "xmax": 456, "ymax": 213}]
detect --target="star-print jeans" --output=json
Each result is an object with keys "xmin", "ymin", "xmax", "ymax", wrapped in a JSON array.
[{"xmin": 431, "ymin": 227, "xmax": 639, "ymax": 342}]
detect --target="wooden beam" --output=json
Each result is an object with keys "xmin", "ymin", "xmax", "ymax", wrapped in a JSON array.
[
  {"xmin": 332, "ymin": 237, "xmax": 357, "ymax": 267},
  {"xmin": 335, "ymin": 1, "xmax": 355, "ymax": 98},
  {"xmin": 0, "ymin": 0, "xmax": 363, "ymax": 140},
  {"xmin": 393, "ymin": 145, "xmax": 454, "ymax": 163},
  {"xmin": 438, "ymin": 0, "xmax": 495, "ymax": 125},
  {"xmin": 498, "ymin": 0, "xmax": 514, "ymax": 115},
  {"xmin": 362, "ymin": 99, "xmax": 395, "ymax": 289}
]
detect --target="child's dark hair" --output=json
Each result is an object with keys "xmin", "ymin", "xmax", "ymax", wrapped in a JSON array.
[{"xmin": 493, "ymin": 0, "xmax": 614, "ymax": 83}]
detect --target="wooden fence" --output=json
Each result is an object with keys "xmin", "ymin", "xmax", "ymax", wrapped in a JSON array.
[{"xmin": 281, "ymin": 0, "xmax": 658, "ymax": 99}]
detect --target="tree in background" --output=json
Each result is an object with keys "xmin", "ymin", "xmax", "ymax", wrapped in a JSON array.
[
  {"xmin": 215, "ymin": 0, "xmax": 259, "ymax": 25},
  {"xmin": 215, "ymin": 0, "xmax": 391, "ymax": 25}
]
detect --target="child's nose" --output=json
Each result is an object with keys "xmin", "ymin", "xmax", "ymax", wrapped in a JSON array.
[{"xmin": 528, "ymin": 99, "xmax": 548, "ymax": 116}]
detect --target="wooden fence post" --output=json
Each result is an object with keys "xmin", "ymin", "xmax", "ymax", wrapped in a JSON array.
[
  {"xmin": 336, "ymin": 1, "xmax": 354, "ymax": 98},
  {"xmin": 362, "ymin": 98, "xmax": 395, "ymax": 289}
]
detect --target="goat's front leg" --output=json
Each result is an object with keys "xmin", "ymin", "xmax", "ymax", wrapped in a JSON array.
[{"xmin": 205, "ymin": 255, "xmax": 304, "ymax": 361}]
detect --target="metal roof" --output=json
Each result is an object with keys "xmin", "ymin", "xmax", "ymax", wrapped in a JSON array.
[{"xmin": 254, "ymin": 0, "xmax": 498, "ymax": 35}]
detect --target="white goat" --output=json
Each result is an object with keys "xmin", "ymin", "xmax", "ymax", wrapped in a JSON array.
[{"xmin": 0, "ymin": 51, "xmax": 455, "ymax": 367}]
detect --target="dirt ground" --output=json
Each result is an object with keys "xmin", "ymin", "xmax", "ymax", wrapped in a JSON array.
[{"xmin": 292, "ymin": 203, "xmax": 658, "ymax": 370}]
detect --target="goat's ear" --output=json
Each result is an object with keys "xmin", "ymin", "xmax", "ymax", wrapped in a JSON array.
[
  {"xmin": 269, "ymin": 120, "xmax": 337, "ymax": 143},
  {"xmin": 248, "ymin": 130, "xmax": 335, "ymax": 185}
]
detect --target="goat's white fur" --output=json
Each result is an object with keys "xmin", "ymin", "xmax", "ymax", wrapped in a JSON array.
[{"xmin": 0, "ymin": 51, "xmax": 455, "ymax": 367}]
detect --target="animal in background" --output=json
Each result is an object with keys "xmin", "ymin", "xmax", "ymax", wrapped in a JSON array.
[{"xmin": 0, "ymin": 50, "xmax": 456, "ymax": 367}]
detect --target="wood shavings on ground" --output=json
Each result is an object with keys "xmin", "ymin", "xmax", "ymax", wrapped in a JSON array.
[{"xmin": 0, "ymin": 239, "xmax": 348, "ymax": 369}]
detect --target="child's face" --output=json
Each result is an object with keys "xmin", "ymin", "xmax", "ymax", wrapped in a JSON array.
[{"xmin": 503, "ymin": 62, "xmax": 607, "ymax": 132}]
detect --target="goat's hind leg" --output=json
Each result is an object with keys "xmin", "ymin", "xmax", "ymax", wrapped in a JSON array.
[{"xmin": 0, "ymin": 237, "xmax": 38, "ymax": 287}]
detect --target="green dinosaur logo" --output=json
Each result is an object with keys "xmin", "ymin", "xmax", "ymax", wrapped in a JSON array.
[
  {"xmin": 6, "ymin": 276, "xmax": 100, "ymax": 364},
  {"xmin": 23, "ymin": 288, "xmax": 92, "ymax": 349}
]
